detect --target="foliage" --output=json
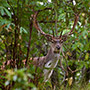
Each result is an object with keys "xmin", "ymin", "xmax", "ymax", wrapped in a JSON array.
[
  {"xmin": 0, "ymin": 0, "xmax": 90, "ymax": 90},
  {"xmin": 5, "ymin": 68, "xmax": 36, "ymax": 90}
]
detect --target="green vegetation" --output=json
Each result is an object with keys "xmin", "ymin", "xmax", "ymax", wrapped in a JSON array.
[{"xmin": 0, "ymin": 0, "xmax": 90, "ymax": 90}]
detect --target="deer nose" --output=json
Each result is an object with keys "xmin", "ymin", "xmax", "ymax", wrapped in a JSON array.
[{"xmin": 56, "ymin": 45, "xmax": 60, "ymax": 50}]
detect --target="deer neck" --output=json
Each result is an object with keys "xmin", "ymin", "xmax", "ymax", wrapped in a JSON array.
[
  {"xmin": 43, "ymin": 47, "xmax": 60, "ymax": 82},
  {"xmin": 45, "ymin": 47, "xmax": 60, "ymax": 63}
]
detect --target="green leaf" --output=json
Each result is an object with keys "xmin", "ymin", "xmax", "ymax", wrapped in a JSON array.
[
  {"xmin": 20, "ymin": 27, "xmax": 27, "ymax": 34},
  {"xmin": 4, "ymin": 7, "xmax": 11, "ymax": 18},
  {"xmin": 13, "ymin": 75, "xmax": 17, "ymax": 81},
  {"xmin": 1, "ymin": 9, "xmax": 4, "ymax": 15},
  {"xmin": 85, "ymin": 53, "xmax": 89, "ymax": 60},
  {"xmin": 29, "ymin": 83, "xmax": 36, "ymax": 88},
  {"xmin": 0, "ymin": 6, "xmax": 11, "ymax": 18},
  {"xmin": 58, "ymin": 13, "xmax": 65, "ymax": 20},
  {"xmin": 27, "ymin": 73, "xmax": 34, "ymax": 79},
  {"xmin": 62, "ymin": 29, "xmax": 70, "ymax": 35},
  {"xmin": 5, "ymin": 81, "xmax": 10, "ymax": 86}
]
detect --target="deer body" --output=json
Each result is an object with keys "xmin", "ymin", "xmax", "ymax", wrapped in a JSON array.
[
  {"xmin": 29, "ymin": 41, "xmax": 61, "ymax": 82},
  {"xmin": 43, "ymin": 48, "xmax": 60, "ymax": 82}
]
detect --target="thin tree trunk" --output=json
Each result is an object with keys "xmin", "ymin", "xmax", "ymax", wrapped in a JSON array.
[{"xmin": 25, "ymin": 18, "xmax": 33, "ymax": 67}]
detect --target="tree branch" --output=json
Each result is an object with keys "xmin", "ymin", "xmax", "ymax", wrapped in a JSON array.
[{"xmin": 25, "ymin": 18, "xmax": 33, "ymax": 67}]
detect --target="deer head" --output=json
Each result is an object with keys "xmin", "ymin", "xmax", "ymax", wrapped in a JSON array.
[
  {"xmin": 49, "ymin": 38, "xmax": 62, "ymax": 54},
  {"xmin": 33, "ymin": 11, "xmax": 79, "ymax": 54}
]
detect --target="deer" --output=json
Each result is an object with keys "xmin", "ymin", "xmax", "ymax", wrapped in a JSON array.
[
  {"xmin": 0, "ymin": 11, "xmax": 79, "ymax": 84},
  {"xmin": 28, "ymin": 11, "xmax": 79, "ymax": 82}
]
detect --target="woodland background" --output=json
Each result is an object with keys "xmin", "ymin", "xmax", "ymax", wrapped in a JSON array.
[{"xmin": 0, "ymin": 0, "xmax": 90, "ymax": 90}]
